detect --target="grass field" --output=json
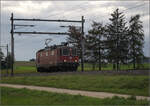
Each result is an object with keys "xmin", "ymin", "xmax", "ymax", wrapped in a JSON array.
[
  {"xmin": 14, "ymin": 61, "xmax": 35, "ymax": 67},
  {"xmin": 1, "ymin": 87, "xmax": 149, "ymax": 105},
  {"xmin": 1, "ymin": 61, "xmax": 36, "ymax": 74},
  {"xmin": 1, "ymin": 75, "xmax": 149, "ymax": 96},
  {"xmin": 1, "ymin": 61, "xmax": 150, "ymax": 75},
  {"xmin": 14, "ymin": 61, "xmax": 36, "ymax": 73},
  {"xmin": 78, "ymin": 63, "xmax": 150, "ymax": 71}
]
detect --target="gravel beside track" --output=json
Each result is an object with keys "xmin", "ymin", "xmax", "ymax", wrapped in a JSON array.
[{"xmin": 1, "ymin": 70, "xmax": 149, "ymax": 77}]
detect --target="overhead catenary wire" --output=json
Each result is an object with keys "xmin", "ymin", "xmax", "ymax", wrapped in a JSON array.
[
  {"xmin": 41, "ymin": 2, "xmax": 89, "ymax": 19},
  {"xmin": 30, "ymin": 2, "xmax": 148, "ymax": 36},
  {"xmin": 123, "ymin": 2, "xmax": 147, "ymax": 12},
  {"xmin": 86, "ymin": 2, "xmax": 148, "ymax": 23}
]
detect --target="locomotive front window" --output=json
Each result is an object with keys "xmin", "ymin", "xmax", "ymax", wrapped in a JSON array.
[
  {"xmin": 63, "ymin": 48, "xmax": 69, "ymax": 56},
  {"xmin": 72, "ymin": 48, "xmax": 77, "ymax": 56}
]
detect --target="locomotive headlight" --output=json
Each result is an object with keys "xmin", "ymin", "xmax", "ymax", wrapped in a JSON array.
[
  {"xmin": 64, "ymin": 59, "xmax": 66, "ymax": 62},
  {"xmin": 75, "ymin": 60, "xmax": 77, "ymax": 62}
]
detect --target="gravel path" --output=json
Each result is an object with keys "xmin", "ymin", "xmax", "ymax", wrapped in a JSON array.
[{"xmin": 0, "ymin": 83, "xmax": 149, "ymax": 101}]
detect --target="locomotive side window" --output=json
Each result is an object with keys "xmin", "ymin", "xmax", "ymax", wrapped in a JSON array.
[
  {"xmin": 40, "ymin": 52, "xmax": 42, "ymax": 57},
  {"xmin": 63, "ymin": 48, "xmax": 69, "ymax": 56},
  {"xmin": 72, "ymin": 48, "xmax": 77, "ymax": 56},
  {"xmin": 46, "ymin": 52, "xmax": 48, "ymax": 56},
  {"xmin": 51, "ymin": 51, "xmax": 54, "ymax": 56}
]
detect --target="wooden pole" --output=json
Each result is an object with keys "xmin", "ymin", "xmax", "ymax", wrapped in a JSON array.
[
  {"xmin": 10, "ymin": 13, "xmax": 14, "ymax": 76},
  {"xmin": 99, "ymin": 36, "xmax": 101, "ymax": 71},
  {"xmin": 81, "ymin": 16, "xmax": 84, "ymax": 72},
  {"xmin": 6, "ymin": 44, "xmax": 8, "ymax": 76}
]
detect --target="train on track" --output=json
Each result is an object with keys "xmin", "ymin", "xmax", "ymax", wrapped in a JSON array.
[{"xmin": 36, "ymin": 43, "xmax": 79, "ymax": 72}]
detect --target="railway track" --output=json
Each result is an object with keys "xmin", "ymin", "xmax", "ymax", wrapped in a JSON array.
[{"xmin": 1, "ymin": 70, "xmax": 149, "ymax": 77}]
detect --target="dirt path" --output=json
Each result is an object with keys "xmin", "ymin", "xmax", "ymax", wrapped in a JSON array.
[{"xmin": 0, "ymin": 83, "xmax": 149, "ymax": 101}]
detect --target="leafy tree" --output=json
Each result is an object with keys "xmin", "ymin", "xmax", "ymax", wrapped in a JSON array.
[
  {"xmin": 128, "ymin": 14, "xmax": 144, "ymax": 69},
  {"xmin": 0, "ymin": 48, "xmax": 5, "ymax": 69},
  {"xmin": 67, "ymin": 26, "xmax": 83, "ymax": 58},
  {"xmin": 5, "ymin": 52, "xmax": 12, "ymax": 68},
  {"xmin": 106, "ymin": 8, "xmax": 128, "ymax": 70},
  {"xmin": 67, "ymin": 26, "xmax": 82, "ymax": 47},
  {"xmin": 0, "ymin": 48, "xmax": 4, "ymax": 60},
  {"xmin": 30, "ymin": 58, "xmax": 35, "ymax": 62},
  {"xmin": 86, "ymin": 21, "xmax": 106, "ymax": 71}
]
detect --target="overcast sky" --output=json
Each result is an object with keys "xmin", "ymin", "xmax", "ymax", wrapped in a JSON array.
[{"xmin": 0, "ymin": 1, "xmax": 149, "ymax": 61}]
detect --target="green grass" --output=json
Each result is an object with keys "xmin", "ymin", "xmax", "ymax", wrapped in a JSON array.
[
  {"xmin": 14, "ymin": 66, "xmax": 36, "ymax": 73},
  {"xmin": 77, "ymin": 63, "xmax": 113, "ymax": 71},
  {"xmin": 78, "ymin": 63, "xmax": 150, "ymax": 71},
  {"xmin": 1, "ymin": 87, "xmax": 149, "ymax": 105},
  {"xmin": 1, "ymin": 61, "xmax": 36, "ymax": 74},
  {"xmin": 1, "ymin": 66, "xmax": 36, "ymax": 74},
  {"xmin": 15, "ymin": 61, "xmax": 35, "ymax": 67},
  {"xmin": 14, "ymin": 61, "xmax": 36, "ymax": 73},
  {"xmin": 1, "ymin": 61, "xmax": 149, "ymax": 74},
  {"xmin": 1, "ymin": 75, "xmax": 149, "ymax": 96}
]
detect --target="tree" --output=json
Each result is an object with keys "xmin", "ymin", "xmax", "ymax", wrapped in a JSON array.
[
  {"xmin": 67, "ymin": 26, "xmax": 83, "ymax": 58},
  {"xmin": 5, "ymin": 52, "xmax": 12, "ymax": 68},
  {"xmin": 0, "ymin": 48, "xmax": 5, "ymax": 69},
  {"xmin": 106, "ymin": 8, "xmax": 128, "ymax": 70},
  {"xmin": 86, "ymin": 21, "xmax": 106, "ymax": 71},
  {"xmin": 30, "ymin": 58, "xmax": 35, "ymax": 62},
  {"xmin": 0, "ymin": 48, "xmax": 4, "ymax": 60},
  {"xmin": 128, "ymin": 14, "xmax": 144, "ymax": 69}
]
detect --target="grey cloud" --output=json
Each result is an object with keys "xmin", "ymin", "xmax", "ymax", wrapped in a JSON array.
[{"xmin": 1, "ymin": 1, "xmax": 149, "ymax": 60}]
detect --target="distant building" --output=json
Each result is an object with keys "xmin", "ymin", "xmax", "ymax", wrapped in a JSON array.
[{"xmin": 29, "ymin": 58, "xmax": 35, "ymax": 62}]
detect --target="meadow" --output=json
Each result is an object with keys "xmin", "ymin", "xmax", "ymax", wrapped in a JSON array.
[
  {"xmin": 1, "ymin": 61, "xmax": 149, "ymax": 105},
  {"xmin": 1, "ymin": 74, "xmax": 149, "ymax": 96},
  {"xmin": 78, "ymin": 63, "xmax": 150, "ymax": 71},
  {"xmin": 1, "ymin": 87, "xmax": 149, "ymax": 105},
  {"xmin": 1, "ymin": 61, "xmax": 36, "ymax": 74},
  {"xmin": 1, "ymin": 61, "xmax": 150, "ymax": 74}
]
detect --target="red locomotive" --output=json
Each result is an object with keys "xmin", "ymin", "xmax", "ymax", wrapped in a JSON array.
[{"xmin": 36, "ymin": 43, "xmax": 79, "ymax": 72}]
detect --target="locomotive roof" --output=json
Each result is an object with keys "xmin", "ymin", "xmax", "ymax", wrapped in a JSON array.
[{"xmin": 37, "ymin": 45, "xmax": 72, "ymax": 53}]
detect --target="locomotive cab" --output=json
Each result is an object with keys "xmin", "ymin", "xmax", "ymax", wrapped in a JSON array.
[{"xmin": 58, "ymin": 47, "xmax": 79, "ymax": 71}]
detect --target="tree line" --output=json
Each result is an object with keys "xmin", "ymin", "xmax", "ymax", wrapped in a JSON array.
[
  {"xmin": 0, "ymin": 49, "xmax": 12, "ymax": 69},
  {"xmin": 67, "ymin": 9, "xmax": 145, "ymax": 70}
]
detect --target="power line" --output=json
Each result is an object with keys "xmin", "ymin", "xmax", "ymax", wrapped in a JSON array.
[
  {"xmin": 40, "ymin": 2, "xmax": 148, "ymax": 21},
  {"xmin": 86, "ymin": 2, "xmax": 148, "ymax": 23},
  {"xmin": 123, "ymin": 2, "xmax": 147, "ymax": 12},
  {"xmin": 41, "ymin": 2, "xmax": 89, "ymax": 19},
  {"xmin": 69, "ymin": 2, "xmax": 147, "ymax": 22}
]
